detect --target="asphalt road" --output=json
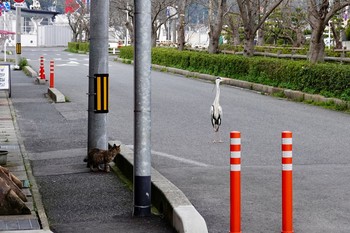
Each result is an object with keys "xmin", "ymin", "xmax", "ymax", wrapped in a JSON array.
[{"xmin": 22, "ymin": 47, "xmax": 350, "ymax": 233}]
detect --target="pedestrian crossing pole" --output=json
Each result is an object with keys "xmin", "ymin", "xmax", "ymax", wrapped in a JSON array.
[
  {"xmin": 87, "ymin": 0, "xmax": 109, "ymax": 159},
  {"xmin": 133, "ymin": 0, "xmax": 152, "ymax": 217}
]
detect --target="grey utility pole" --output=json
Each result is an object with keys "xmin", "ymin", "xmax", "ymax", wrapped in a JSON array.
[
  {"xmin": 15, "ymin": 6, "xmax": 21, "ymax": 69},
  {"xmin": 133, "ymin": 0, "xmax": 152, "ymax": 217},
  {"xmin": 87, "ymin": 1, "xmax": 108, "ymax": 154}
]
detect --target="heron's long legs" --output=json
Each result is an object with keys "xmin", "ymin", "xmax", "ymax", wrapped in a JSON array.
[{"xmin": 213, "ymin": 130, "xmax": 223, "ymax": 143}]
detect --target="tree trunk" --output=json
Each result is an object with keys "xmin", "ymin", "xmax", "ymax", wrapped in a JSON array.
[
  {"xmin": 257, "ymin": 28, "xmax": 264, "ymax": 46},
  {"xmin": 237, "ymin": 0, "xmax": 284, "ymax": 56},
  {"xmin": 208, "ymin": 29, "xmax": 220, "ymax": 53},
  {"xmin": 208, "ymin": 0, "xmax": 226, "ymax": 54},
  {"xmin": 243, "ymin": 27, "xmax": 255, "ymax": 56},
  {"xmin": 233, "ymin": 28, "xmax": 241, "ymax": 46},
  {"xmin": 331, "ymin": 22, "xmax": 342, "ymax": 49},
  {"xmin": 294, "ymin": 28, "xmax": 305, "ymax": 47},
  {"xmin": 177, "ymin": 17, "xmax": 185, "ymax": 50},
  {"xmin": 151, "ymin": 26, "xmax": 157, "ymax": 47},
  {"xmin": 177, "ymin": 0, "xmax": 187, "ymax": 51},
  {"xmin": 309, "ymin": 34, "xmax": 325, "ymax": 63},
  {"xmin": 125, "ymin": 21, "xmax": 134, "ymax": 46}
]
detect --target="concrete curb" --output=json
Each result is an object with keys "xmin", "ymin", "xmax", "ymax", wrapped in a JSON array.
[
  {"xmin": 109, "ymin": 141, "xmax": 208, "ymax": 233},
  {"xmin": 47, "ymin": 88, "xmax": 65, "ymax": 103},
  {"xmin": 23, "ymin": 66, "xmax": 37, "ymax": 78},
  {"xmin": 25, "ymin": 66, "xmax": 66, "ymax": 104},
  {"xmin": 34, "ymin": 77, "xmax": 46, "ymax": 85}
]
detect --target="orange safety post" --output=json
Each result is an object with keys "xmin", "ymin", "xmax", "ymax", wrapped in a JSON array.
[
  {"xmin": 40, "ymin": 56, "xmax": 46, "ymax": 80},
  {"xmin": 49, "ymin": 60, "xmax": 54, "ymax": 88},
  {"xmin": 230, "ymin": 131, "xmax": 241, "ymax": 233},
  {"xmin": 281, "ymin": 131, "xmax": 294, "ymax": 233}
]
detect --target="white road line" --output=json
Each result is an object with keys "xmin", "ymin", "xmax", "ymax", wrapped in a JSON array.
[{"xmin": 126, "ymin": 145, "xmax": 209, "ymax": 167}]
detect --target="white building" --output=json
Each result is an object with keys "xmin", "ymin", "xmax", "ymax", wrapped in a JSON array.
[{"xmin": 0, "ymin": 4, "xmax": 72, "ymax": 47}]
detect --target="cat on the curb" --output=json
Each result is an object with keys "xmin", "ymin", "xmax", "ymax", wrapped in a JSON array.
[{"xmin": 86, "ymin": 144, "xmax": 120, "ymax": 172}]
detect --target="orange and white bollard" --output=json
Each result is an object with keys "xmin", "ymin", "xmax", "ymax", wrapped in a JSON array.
[
  {"xmin": 230, "ymin": 131, "xmax": 241, "ymax": 233},
  {"xmin": 40, "ymin": 56, "xmax": 46, "ymax": 80},
  {"xmin": 49, "ymin": 60, "xmax": 54, "ymax": 88},
  {"xmin": 281, "ymin": 131, "xmax": 293, "ymax": 233}
]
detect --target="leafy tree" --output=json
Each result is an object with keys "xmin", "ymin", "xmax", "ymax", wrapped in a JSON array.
[
  {"xmin": 264, "ymin": 4, "xmax": 308, "ymax": 47},
  {"xmin": 236, "ymin": 0, "xmax": 284, "ymax": 56},
  {"xmin": 66, "ymin": 0, "xmax": 89, "ymax": 42},
  {"xmin": 307, "ymin": 0, "xmax": 350, "ymax": 63},
  {"xmin": 110, "ymin": 0, "xmax": 178, "ymax": 47},
  {"xmin": 345, "ymin": 20, "xmax": 350, "ymax": 40},
  {"xmin": 224, "ymin": 12, "xmax": 242, "ymax": 46}
]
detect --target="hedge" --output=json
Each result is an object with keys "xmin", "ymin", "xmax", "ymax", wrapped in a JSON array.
[
  {"xmin": 67, "ymin": 42, "xmax": 89, "ymax": 53},
  {"xmin": 119, "ymin": 46, "xmax": 350, "ymax": 101}
]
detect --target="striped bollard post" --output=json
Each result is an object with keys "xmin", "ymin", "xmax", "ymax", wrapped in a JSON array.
[
  {"xmin": 281, "ymin": 131, "xmax": 293, "ymax": 233},
  {"xmin": 230, "ymin": 131, "xmax": 241, "ymax": 233},
  {"xmin": 40, "ymin": 56, "xmax": 46, "ymax": 80},
  {"xmin": 49, "ymin": 60, "xmax": 55, "ymax": 88}
]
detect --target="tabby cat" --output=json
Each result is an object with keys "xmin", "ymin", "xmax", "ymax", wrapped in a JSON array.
[{"xmin": 86, "ymin": 144, "xmax": 120, "ymax": 172}]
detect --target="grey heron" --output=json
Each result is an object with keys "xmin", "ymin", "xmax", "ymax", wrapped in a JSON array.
[{"xmin": 210, "ymin": 77, "xmax": 223, "ymax": 143}]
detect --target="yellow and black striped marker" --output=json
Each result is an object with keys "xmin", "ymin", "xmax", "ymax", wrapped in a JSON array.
[
  {"xmin": 16, "ymin": 43, "xmax": 21, "ymax": 54},
  {"xmin": 94, "ymin": 74, "xmax": 109, "ymax": 113}
]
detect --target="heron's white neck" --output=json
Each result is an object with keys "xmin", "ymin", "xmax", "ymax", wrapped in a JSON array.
[{"xmin": 213, "ymin": 81, "xmax": 221, "ymax": 105}]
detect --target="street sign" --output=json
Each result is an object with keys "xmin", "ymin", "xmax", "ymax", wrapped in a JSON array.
[
  {"xmin": 0, "ymin": 64, "xmax": 11, "ymax": 98},
  {"xmin": 3, "ymin": 2, "xmax": 10, "ymax": 11},
  {"xmin": 14, "ymin": 3, "xmax": 25, "ymax": 7}
]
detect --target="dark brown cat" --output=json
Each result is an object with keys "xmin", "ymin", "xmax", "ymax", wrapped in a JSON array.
[{"xmin": 87, "ymin": 144, "xmax": 120, "ymax": 172}]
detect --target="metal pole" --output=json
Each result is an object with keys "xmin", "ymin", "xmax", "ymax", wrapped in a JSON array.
[
  {"xmin": 125, "ymin": 2, "xmax": 129, "ymax": 46},
  {"xmin": 133, "ymin": 0, "xmax": 152, "ymax": 217},
  {"xmin": 15, "ymin": 6, "xmax": 21, "ymax": 69},
  {"xmin": 87, "ymin": 0, "xmax": 109, "ymax": 154}
]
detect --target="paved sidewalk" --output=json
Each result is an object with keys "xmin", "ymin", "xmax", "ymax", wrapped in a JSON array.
[
  {"xmin": 0, "ymin": 91, "xmax": 43, "ymax": 232},
  {"xmin": 0, "ymin": 69, "xmax": 175, "ymax": 233}
]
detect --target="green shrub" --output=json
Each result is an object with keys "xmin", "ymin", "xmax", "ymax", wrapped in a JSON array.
[
  {"xmin": 67, "ymin": 42, "xmax": 89, "ymax": 53},
  {"xmin": 78, "ymin": 42, "xmax": 89, "ymax": 52},
  {"xmin": 68, "ymin": 42, "xmax": 79, "ymax": 52},
  {"xmin": 119, "ymin": 47, "xmax": 350, "ymax": 101},
  {"xmin": 19, "ymin": 57, "xmax": 28, "ymax": 69},
  {"xmin": 119, "ymin": 46, "xmax": 133, "ymax": 60}
]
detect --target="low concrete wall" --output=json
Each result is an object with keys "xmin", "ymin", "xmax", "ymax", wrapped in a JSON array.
[
  {"xmin": 23, "ymin": 66, "xmax": 37, "ymax": 78},
  {"xmin": 47, "ymin": 88, "xmax": 65, "ymax": 103}
]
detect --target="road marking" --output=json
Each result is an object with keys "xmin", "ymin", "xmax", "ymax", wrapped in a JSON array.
[
  {"xmin": 56, "ymin": 61, "xmax": 80, "ymax": 67},
  {"xmin": 126, "ymin": 145, "xmax": 209, "ymax": 167}
]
